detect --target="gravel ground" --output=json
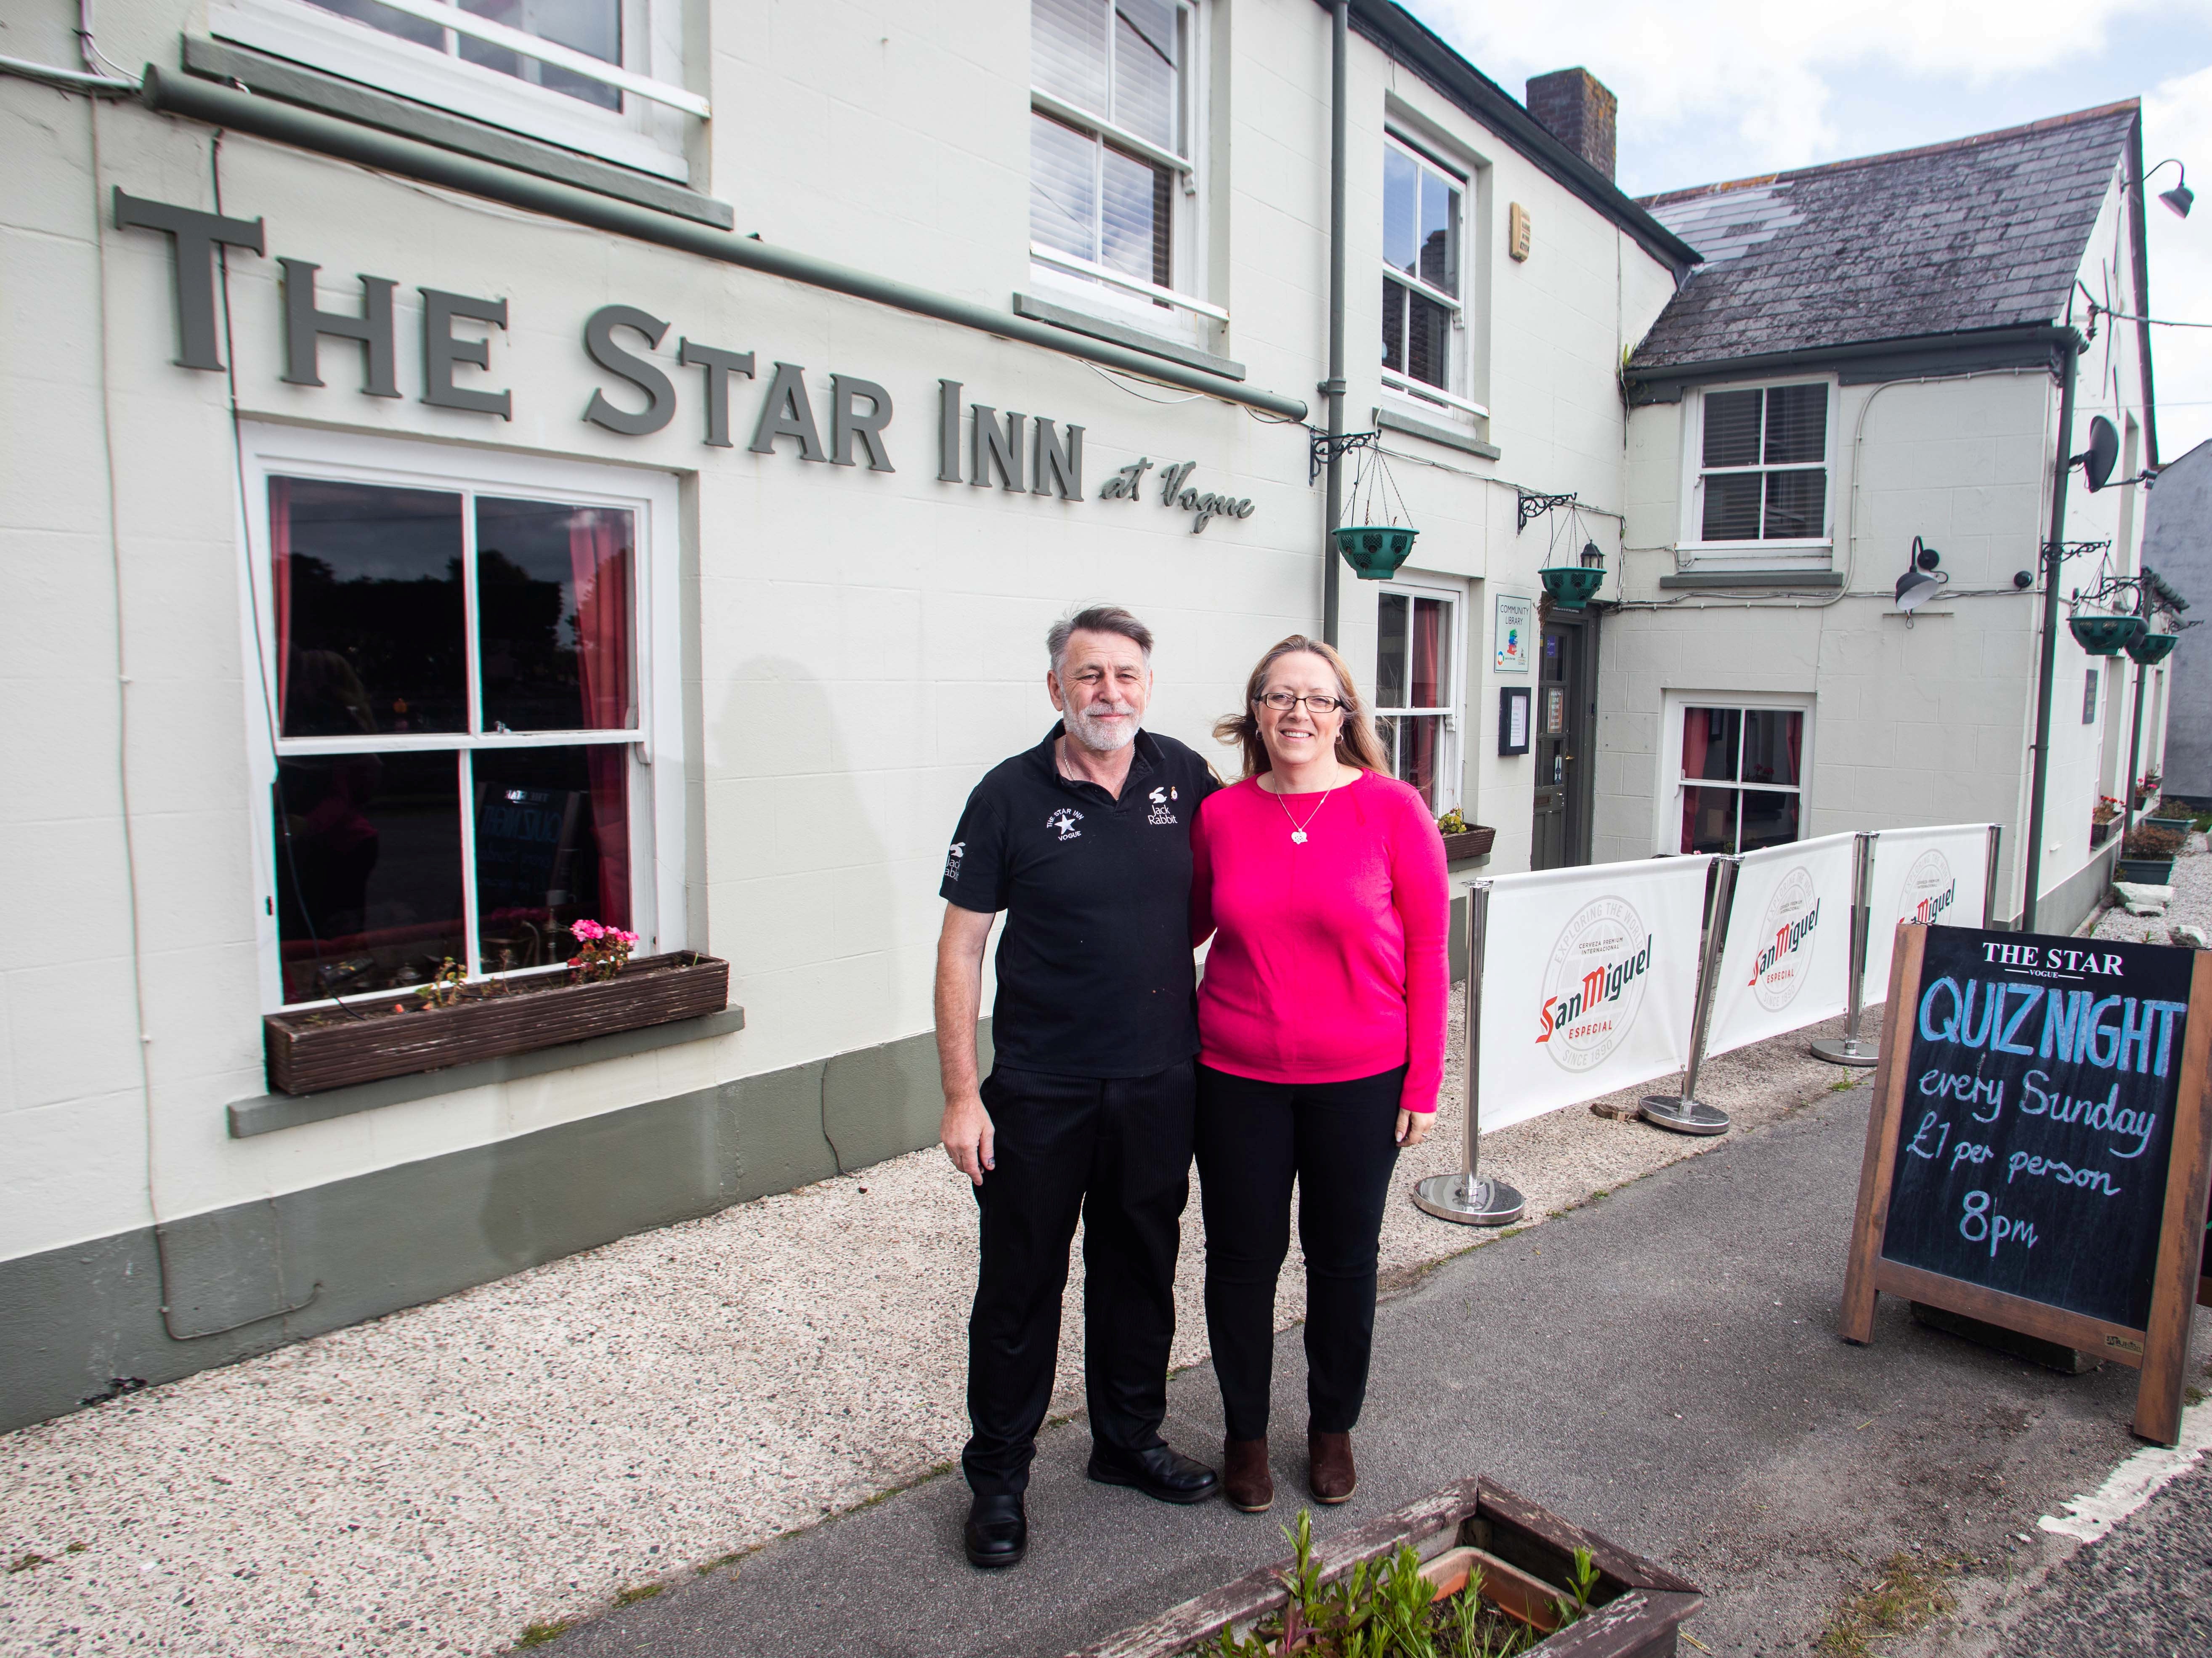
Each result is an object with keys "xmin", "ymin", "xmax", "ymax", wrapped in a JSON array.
[
  {"xmin": 0, "ymin": 997, "xmax": 1886, "ymax": 1658},
  {"xmin": 2090, "ymin": 828, "xmax": 2209, "ymax": 944}
]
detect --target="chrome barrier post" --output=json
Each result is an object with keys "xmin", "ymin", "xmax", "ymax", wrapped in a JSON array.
[
  {"xmin": 1811, "ymin": 832, "xmax": 1879, "ymax": 1068},
  {"xmin": 1414, "ymin": 882, "xmax": 1524, "ymax": 1226},
  {"xmin": 1983, "ymin": 823, "xmax": 2004, "ymax": 929},
  {"xmin": 1641, "ymin": 856, "xmax": 1738, "ymax": 1135}
]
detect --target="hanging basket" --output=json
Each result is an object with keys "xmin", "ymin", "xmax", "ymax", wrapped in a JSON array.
[
  {"xmin": 1539, "ymin": 565, "xmax": 1605, "ymax": 610},
  {"xmin": 1333, "ymin": 524, "xmax": 1418, "ymax": 580},
  {"xmin": 2070, "ymin": 614, "xmax": 2146, "ymax": 656},
  {"xmin": 2126, "ymin": 630, "xmax": 2180, "ymax": 665}
]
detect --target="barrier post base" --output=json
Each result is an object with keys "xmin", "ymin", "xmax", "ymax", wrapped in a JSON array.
[
  {"xmin": 1412, "ymin": 1173, "xmax": 1526, "ymax": 1227},
  {"xmin": 1639, "ymin": 1096, "xmax": 1731, "ymax": 1136},
  {"xmin": 1810, "ymin": 1035, "xmax": 1880, "ymax": 1068}
]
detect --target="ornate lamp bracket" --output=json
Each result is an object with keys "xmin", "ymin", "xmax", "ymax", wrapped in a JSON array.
[{"xmin": 1517, "ymin": 490, "xmax": 1579, "ymax": 534}]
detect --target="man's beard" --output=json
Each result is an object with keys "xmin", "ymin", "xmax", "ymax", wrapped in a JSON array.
[{"xmin": 1065, "ymin": 701, "xmax": 1139, "ymax": 753}]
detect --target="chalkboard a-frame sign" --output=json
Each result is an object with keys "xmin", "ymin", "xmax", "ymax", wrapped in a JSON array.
[{"xmin": 1841, "ymin": 923, "xmax": 2212, "ymax": 1445}]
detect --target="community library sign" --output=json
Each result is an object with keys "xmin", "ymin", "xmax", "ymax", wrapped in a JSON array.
[{"xmin": 113, "ymin": 189, "xmax": 1259, "ymax": 533}]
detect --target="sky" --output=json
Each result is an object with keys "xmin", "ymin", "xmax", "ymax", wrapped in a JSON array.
[{"xmin": 1402, "ymin": 0, "xmax": 2212, "ymax": 465}]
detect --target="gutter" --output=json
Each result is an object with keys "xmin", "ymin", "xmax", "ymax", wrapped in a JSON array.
[
  {"xmin": 133, "ymin": 66, "xmax": 1309, "ymax": 423},
  {"xmin": 1624, "ymin": 323, "xmax": 2080, "ymax": 397}
]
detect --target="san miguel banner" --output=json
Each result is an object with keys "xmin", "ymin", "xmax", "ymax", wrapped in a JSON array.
[
  {"xmin": 1476, "ymin": 856, "xmax": 1715, "ymax": 1132},
  {"xmin": 1703, "ymin": 832, "xmax": 1857, "ymax": 1058},
  {"xmin": 1862, "ymin": 824, "xmax": 1994, "ymax": 1002}
]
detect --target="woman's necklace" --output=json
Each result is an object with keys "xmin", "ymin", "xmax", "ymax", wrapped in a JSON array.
[{"xmin": 1271, "ymin": 773, "xmax": 1340, "ymax": 843}]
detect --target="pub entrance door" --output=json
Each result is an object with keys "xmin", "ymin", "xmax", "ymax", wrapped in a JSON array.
[{"xmin": 1530, "ymin": 617, "xmax": 1590, "ymax": 870}]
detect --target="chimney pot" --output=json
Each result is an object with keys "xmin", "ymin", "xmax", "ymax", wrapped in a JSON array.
[{"xmin": 1526, "ymin": 68, "xmax": 1617, "ymax": 183}]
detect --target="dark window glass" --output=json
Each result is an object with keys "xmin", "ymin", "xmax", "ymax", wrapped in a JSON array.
[
  {"xmin": 2084, "ymin": 668, "xmax": 2100, "ymax": 723},
  {"xmin": 1681, "ymin": 785, "xmax": 1739, "ymax": 855},
  {"xmin": 1404, "ymin": 288, "xmax": 1453, "ymax": 390},
  {"xmin": 1399, "ymin": 714, "xmax": 1442, "ymax": 808},
  {"xmin": 1764, "ymin": 383, "xmax": 1827, "ymax": 465},
  {"xmin": 273, "ymin": 750, "xmax": 465, "ymax": 1004},
  {"xmin": 474, "ymin": 744, "xmax": 630, "ymax": 969},
  {"xmin": 1701, "ymin": 472, "xmax": 1763, "ymax": 542},
  {"xmin": 1739, "ymin": 789, "xmax": 1800, "ymax": 852},
  {"xmin": 1376, "ymin": 593, "xmax": 1408, "ymax": 707},
  {"xmin": 1742, "ymin": 710, "xmax": 1803, "ymax": 786},
  {"xmin": 1410, "ymin": 597, "xmax": 1449, "ymax": 706},
  {"xmin": 477, "ymin": 499, "xmax": 636, "ymax": 733},
  {"xmin": 1383, "ymin": 146, "xmax": 1418, "ymax": 276},
  {"xmin": 1381, "ymin": 279, "xmax": 1405, "ymax": 374},
  {"xmin": 1702, "ymin": 389, "xmax": 1762, "ymax": 468},
  {"xmin": 274, "ymin": 478, "xmax": 466, "ymax": 738},
  {"xmin": 1763, "ymin": 468, "xmax": 1826, "ymax": 539},
  {"xmin": 1683, "ymin": 708, "xmax": 1739, "ymax": 781},
  {"xmin": 455, "ymin": 0, "xmax": 621, "ymax": 110}
]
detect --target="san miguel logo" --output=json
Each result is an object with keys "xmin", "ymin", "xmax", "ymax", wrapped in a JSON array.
[
  {"xmin": 1535, "ymin": 897, "xmax": 1654, "ymax": 1072},
  {"xmin": 1748, "ymin": 867, "xmax": 1821, "ymax": 1012},
  {"xmin": 1901, "ymin": 850, "xmax": 1957, "ymax": 927}
]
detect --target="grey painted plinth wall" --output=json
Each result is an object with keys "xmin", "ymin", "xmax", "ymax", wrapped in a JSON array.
[{"xmin": 0, "ymin": 1022, "xmax": 985, "ymax": 1434}]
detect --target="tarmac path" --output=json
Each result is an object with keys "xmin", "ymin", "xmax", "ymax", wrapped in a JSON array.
[{"xmin": 542, "ymin": 1081, "xmax": 2212, "ymax": 1658}]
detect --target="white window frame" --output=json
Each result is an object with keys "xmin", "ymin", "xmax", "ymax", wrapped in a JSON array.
[
  {"xmin": 1654, "ymin": 691, "xmax": 1815, "ymax": 856},
  {"xmin": 210, "ymin": 0, "xmax": 698, "ymax": 182},
  {"xmin": 1027, "ymin": 0, "xmax": 1217, "ymax": 343},
  {"xmin": 1381, "ymin": 131, "xmax": 1485, "ymax": 423},
  {"xmin": 234, "ymin": 423, "xmax": 686, "ymax": 1013},
  {"xmin": 1676, "ymin": 377, "xmax": 1840, "ymax": 568},
  {"xmin": 1373, "ymin": 578, "xmax": 1466, "ymax": 815}
]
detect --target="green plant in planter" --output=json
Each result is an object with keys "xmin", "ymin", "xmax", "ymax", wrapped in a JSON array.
[
  {"xmin": 415, "ymin": 957, "xmax": 468, "ymax": 1009},
  {"xmin": 1437, "ymin": 808, "xmax": 1470, "ymax": 835}
]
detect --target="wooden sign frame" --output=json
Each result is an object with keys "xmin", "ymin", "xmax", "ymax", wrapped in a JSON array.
[{"xmin": 1840, "ymin": 924, "xmax": 2212, "ymax": 1445}]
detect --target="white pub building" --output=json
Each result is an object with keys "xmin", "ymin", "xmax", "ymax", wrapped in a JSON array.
[{"xmin": 0, "ymin": 0, "xmax": 2168, "ymax": 1428}]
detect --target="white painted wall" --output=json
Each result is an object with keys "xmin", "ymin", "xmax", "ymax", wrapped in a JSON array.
[{"xmin": 0, "ymin": 0, "xmax": 1678, "ymax": 1264}]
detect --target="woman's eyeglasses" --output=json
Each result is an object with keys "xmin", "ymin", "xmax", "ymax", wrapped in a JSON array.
[{"xmin": 1256, "ymin": 691, "xmax": 1345, "ymax": 713}]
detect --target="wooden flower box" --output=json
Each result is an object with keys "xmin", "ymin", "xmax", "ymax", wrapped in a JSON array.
[
  {"xmin": 1069, "ymin": 1476, "xmax": 1703, "ymax": 1658},
  {"xmin": 2090, "ymin": 818, "xmax": 2117, "ymax": 849},
  {"xmin": 1441, "ymin": 826, "xmax": 1497, "ymax": 862},
  {"xmin": 263, "ymin": 951, "xmax": 730, "ymax": 1095}
]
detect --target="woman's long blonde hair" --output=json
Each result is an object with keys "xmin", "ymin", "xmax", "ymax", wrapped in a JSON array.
[{"xmin": 1212, "ymin": 635, "xmax": 1391, "ymax": 781}]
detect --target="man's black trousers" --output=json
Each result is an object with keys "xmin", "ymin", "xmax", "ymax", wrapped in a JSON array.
[
  {"xmin": 962, "ymin": 1060, "xmax": 1194, "ymax": 1499},
  {"xmin": 1193, "ymin": 1063, "xmax": 1405, "ymax": 1443}
]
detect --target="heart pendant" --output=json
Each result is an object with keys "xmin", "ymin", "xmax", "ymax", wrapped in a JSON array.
[{"xmin": 1291, "ymin": 830, "xmax": 1308, "ymax": 844}]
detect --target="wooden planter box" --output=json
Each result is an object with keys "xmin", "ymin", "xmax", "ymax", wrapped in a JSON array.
[
  {"xmin": 2091, "ymin": 818, "xmax": 2119, "ymax": 848},
  {"xmin": 1069, "ymin": 1477, "xmax": 1702, "ymax": 1658},
  {"xmin": 1441, "ymin": 826, "xmax": 1497, "ymax": 862},
  {"xmin": 264, "ymin": 952, "xmax": 729, "ymax": 1095}
]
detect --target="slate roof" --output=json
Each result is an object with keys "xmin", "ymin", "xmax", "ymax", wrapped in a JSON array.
[{"xmin": 1628, "ymin": 102, "xmax": 2138, "ymax": 371}]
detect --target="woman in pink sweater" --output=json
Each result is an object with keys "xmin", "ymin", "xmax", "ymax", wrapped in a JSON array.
[{"xmin": 1190, "ymin": 636, "xmax": 1448, "ymax": 1515}]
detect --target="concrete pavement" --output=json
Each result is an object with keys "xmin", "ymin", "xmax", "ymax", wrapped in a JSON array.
[{"xmin": 539, "ymin": 1079, "xmax": 2210, "ymax": 1658}]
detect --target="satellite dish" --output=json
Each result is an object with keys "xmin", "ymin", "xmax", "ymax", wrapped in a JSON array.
[{"xmin": 2078, "ymin": 416, "xmax": 2120, "ymax": 492}]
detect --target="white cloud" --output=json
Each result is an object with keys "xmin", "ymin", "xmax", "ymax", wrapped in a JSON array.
[{"xmin": 2144, "ymin": 62, "xmax": 2212, "ymax": 461}]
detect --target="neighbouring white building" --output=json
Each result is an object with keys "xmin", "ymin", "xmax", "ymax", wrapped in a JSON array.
[
  {"xmin": 0, "ymin": 0, "xmax": 2176, "ymax": 1431},
  {"xmin": 2145, "ymin": 439, "xmax": 2209, "ymax": 804}
]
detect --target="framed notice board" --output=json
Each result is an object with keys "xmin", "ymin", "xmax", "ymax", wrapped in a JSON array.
[{"xmin": 1841, "ymin": 923, "xmax": 2212, "ymax": 1444}]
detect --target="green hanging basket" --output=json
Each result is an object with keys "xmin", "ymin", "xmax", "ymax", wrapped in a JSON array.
[
  {"xmin": 1539, "ymin": 565, "xmax": 1606, "ymax": 610},
  {"xmin": 2126, "ymin": 630, "xmax": 2180, "ymax": 665},
  {"xmin": 1332, "ymin": 524, "xmax": 1418, "ymax": 580},
  {"xmin": 2069, "ymin": 613, "xmax": 2146, "ymax": 656}
]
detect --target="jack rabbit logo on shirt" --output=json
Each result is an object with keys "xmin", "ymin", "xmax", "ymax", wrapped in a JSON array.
[
  {"xmin": 1147, "ymin": 786, "xmax": 1179, "ymax": 826},
  {"xmin": 1046, "ymin": 808, "xmax": 1084, "ymax": 841}
]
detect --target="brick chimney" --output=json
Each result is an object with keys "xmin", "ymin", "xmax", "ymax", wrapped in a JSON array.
[{"xmin": 1526, "ymin": 68, "xmax": 1617, "ymax": 183}]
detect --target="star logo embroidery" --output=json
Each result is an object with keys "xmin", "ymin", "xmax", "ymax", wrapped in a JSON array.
[{"xmin": 1046, "ymin": 808, "xmax": 1084, "ymax": 841}]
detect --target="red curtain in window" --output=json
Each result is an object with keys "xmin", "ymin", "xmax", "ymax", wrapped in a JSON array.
[
  {"xmin": 1680, "ymin": 708, "xmax": 1709, "ymax": 853},
  {"xmin": 568, "ymin": 510, "xmax": 634, "ymax": 928},
  {"xmin": 1407, "ymin": 600, "xmax": 1443, "ymax": 802},
  {"xmin": 271, "ymin": 478, "xmax": 293, "ymax": 728}
]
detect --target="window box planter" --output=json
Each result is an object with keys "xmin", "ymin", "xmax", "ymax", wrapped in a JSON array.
[
  {"xmin": 2147, "ymin": 815, "xmax": 2194, "ymax": 838},
  {"xmin": 1442, "ymin": 826, "xmax": 1497, "ymax": 862},
  {"xmin": 2090, "ymin": 818, "xmax": 2117, "ymax": 848},
  {"xmin": 2116, "ymin": 858, "xmax": 2177, "ymax": 886},
  {"xmin": 263, "ymin": 951, "xmax": 730, "ymax": 1095},
  {"xmin": 1068, "ymin": 1476, "xmax": 1702, "ymax": 1658}
]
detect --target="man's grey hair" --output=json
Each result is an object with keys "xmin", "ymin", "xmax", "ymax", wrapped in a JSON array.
[{"xmin": 1047, "ymin": 604, "xmax": 1155, "ymax": 674}]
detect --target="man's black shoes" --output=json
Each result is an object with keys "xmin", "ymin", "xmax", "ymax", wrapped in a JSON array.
[
  {"xmin": 964, "ymin": 1493, "xmax": 1028, "ymax": 1568},
  {"xmin": 1086, "ymin": 1441, "xmax": 1221, "ymax": 1504}
]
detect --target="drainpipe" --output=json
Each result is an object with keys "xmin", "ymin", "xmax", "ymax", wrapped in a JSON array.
[
  {"xmin": 2123, "ymin": 653, "xmax": 2147, "ymax": 852},
  {"xmin": 1321, "ymin": 0, "xmax": 1348, "ymax": 647},
  {"xmin": 2021, "ymin": 335, "xmax": 2080, "ymax": 933}
]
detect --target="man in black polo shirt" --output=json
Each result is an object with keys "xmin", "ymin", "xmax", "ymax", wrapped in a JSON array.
[{"xmin": 936, "ymin": 604, "xmax": 1221, "ymax": 1569}]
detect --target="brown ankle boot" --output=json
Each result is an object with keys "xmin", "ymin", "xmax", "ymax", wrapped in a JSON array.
[
  {"xmin": 1223, "ymin": 1439, "xmax": 1272, "ymax": 1512},
  {"xmin": 1308, "ymin": 1430, "xmax": 1356, "ymax": 1504}
]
